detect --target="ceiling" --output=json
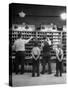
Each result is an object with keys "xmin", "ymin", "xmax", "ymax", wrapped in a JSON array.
[{"xmin": 9, "ymin": 3, "xmax": 66, "ymax": 27}]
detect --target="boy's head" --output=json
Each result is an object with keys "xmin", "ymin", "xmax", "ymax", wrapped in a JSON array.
[{"xmin": 34, "ymin": 42, "xmax": 38, "ymax": 47}]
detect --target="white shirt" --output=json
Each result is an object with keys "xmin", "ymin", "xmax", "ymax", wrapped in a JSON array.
[
  {"xmin": 12, "ymin": 38, "xmax": 31, "ymax": 52},
  {"xmin": 31, "ymin": 47, "xmax": 40, "ymax": 60},
  {"xmin": 32, "ymin": 47, "xmax": 40, "ymax": 56}
]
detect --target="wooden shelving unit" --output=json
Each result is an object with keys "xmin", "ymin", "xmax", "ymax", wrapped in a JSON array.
[{"xmin": 9, "ymin": 25, "xmax": 66, "ymax": 72}]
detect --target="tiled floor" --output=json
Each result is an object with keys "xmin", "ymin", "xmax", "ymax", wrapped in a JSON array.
[{"xmin": 12, "ymin": 73, "xmax": 66, "ymax": 87}]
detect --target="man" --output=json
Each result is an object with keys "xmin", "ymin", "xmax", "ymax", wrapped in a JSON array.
[
  {"xmin": 12, "ymin": 33, "xmax": 33, "ymax": 74},
  {"xmin": 54, "ymin": 44, "xmax": 63, "ymax": 77},
  {"xmin": 31, "ymin": 42, "xmax": 40, "ymax": 77},
  {"xmin": 41, "ymin": 36, "xmax": 52, "ymax": 74}
]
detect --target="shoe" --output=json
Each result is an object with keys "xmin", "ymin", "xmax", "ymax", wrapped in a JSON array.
[
  {"xmin": 20, "ymin": 72, "xmax": 24, "ymax": 74},
  {"xmin": 41, "ymin": 72, "xmax": 45, "ymax": 74},
  {"xmin": 48, "ymin": 72, "xmax": 52, "ymax": 74},
  {"xmin": 54, "ymin": 74, "xmax": 58, "ymax": 77},
  {"xmin": 60, "ymin": 74, "xmax": 62, "ymax": 77},
  {"xmin": 32, "ymin": 75, "xmax": 35, "ymax": 77},
  {"xmin": 37, "ymin": 73, "xmax": 40, "ymax": 77},
  {"xmin": 37, "ymin": 75, "xmax": 40, "ymax": 77},
  {"xmin": 15, "ymin": 72, "xmax": 18, "ymax": 74},
  {"xmin": 60, "ymin": 75, "xmax": 62, "ymax": 77}
]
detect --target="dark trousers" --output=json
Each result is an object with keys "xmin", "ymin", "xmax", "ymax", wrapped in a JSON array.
[
  {"xmin": 56, "ymin": 60, "xmax": 62, "ymax": 76},
  {"xmin": 9, "ymin": 56, "xmax": 12, "ymax": 86},
  {"xmin": 41, "ymin": 56, "xmax": 51, "ymax": 74},
  {"xmin": 32, "ymin": 58, "xmax": 40, "ymax": 76},
  {"xmin": 15, "ymin": 51, "xmax": 25, "ymax": 74}
]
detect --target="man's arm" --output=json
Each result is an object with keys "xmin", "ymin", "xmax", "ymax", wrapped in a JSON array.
[
  {"xmin": 31, "ymin": 49, "xmax": 36, "ymax": 60},
  {"xmin": 25, "ymin": 36, "xmax": 33, "ymax": 44}
]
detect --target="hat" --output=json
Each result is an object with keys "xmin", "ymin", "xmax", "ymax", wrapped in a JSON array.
[{"xmin": 34, "ymin": 41, "xmax": 38, "ymax": 46}]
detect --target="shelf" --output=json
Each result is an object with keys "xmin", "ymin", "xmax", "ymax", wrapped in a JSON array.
[{"xmin": 10, "ymin": 30, "xmax": 66, "ymax": 62}]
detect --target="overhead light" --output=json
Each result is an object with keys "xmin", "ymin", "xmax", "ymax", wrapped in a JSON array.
[
  {"xmin": 60, "ymin": 13, "xmax": 66, "ymax": 20},
  {"xmin": 19, "ymin": 11, "xmax": 26, "ymax": 18}
]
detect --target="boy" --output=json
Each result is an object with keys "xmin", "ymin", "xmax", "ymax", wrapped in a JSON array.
[
  {"xmin": 31, "ymin": 42, "xmax": 40, "ymax": 77},
  {"xmin": 54, "ymin": 44, "xmax": 63, "ymax": 77}
]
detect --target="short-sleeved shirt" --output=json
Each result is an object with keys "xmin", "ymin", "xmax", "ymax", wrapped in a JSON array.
[{"xmin": 32, "ymin": 47, "xmax": 40, "ymax": 57}]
